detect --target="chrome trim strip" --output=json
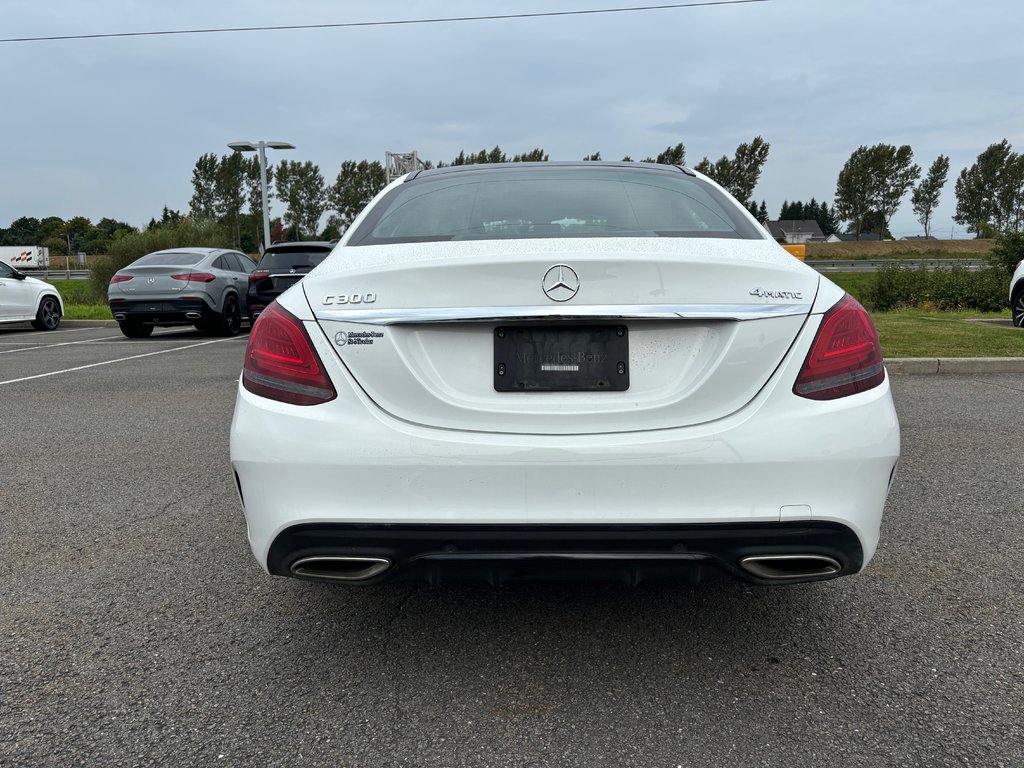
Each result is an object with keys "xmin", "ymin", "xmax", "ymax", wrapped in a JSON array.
[{"xmin": 314, "ymin": 303, "xmax": 811, "ymax": 325}]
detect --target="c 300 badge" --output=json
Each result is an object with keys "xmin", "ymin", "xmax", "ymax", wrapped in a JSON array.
[{"xmin": 323, "ymin": 293, "xmax": 376, "ymax": 306}]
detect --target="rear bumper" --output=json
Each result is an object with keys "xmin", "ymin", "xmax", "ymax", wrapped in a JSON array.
[
  {"xmin": 108, "ymin": 298, "xmax": 216, "ymax": 325},
  {"xmin": 267, "ymin": 521, "xmax": 864, "ymax": 586}
]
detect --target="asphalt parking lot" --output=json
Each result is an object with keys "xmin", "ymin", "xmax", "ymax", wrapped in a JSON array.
[{"xmin": 1, "ymin": 325, "xmax": 1022, "ymax": 767}]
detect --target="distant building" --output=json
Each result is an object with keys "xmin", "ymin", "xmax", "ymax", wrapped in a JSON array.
[
  {"xmin": 764, "ymin": 220, "xmax": 826, "ymax": 244},
  {"xmin": 826, "ymin": 232, "xmax": 883, "ymax": 243},
  {"xmin": 899, "ymin": 235, "xmax": 937, "ymax": 241}
]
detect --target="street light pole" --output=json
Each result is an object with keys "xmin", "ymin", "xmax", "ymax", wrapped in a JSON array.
[{"xmin": 227, "ymin": 140, "xmax": 295, "ymax": 252}]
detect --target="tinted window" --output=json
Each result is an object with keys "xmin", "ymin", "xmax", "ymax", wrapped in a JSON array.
[
  {"xmin": 212, "ymin": 256, "xmax": 227, "ymax": 271},
  {"xmin": 132, "ymin": 252, "xmax": 205, "ymax": 266},
  {"xmin": 257, "ymin": 248, "xmax": 331, "ymax": 270},
  {"xmin": 0, "ymin": 261, "xmax": 14, "ymax": 277},
  {"xmin": 234, "ymin": 253, "xmax": 256, "ymax": 273},
  {"xmin": 348, "ymin": 167, "xmax": 761, "ymax": 245}
]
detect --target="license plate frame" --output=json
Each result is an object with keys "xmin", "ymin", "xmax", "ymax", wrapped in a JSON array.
[{"xmin": 493, "ymin": 324, "xmax": 629, "ymax": 392}]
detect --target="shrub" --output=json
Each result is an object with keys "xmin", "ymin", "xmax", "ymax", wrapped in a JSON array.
[
  {"xmin": 865, "ymin": 263, "xmax": 1007, "ymax": 312},
  {"xmin": 90, "ymin": 220, "xmax": 231, "ymax": 299},
  {"xmin": 988, "ymin": 232, "xmax": 1024, "ymax": 276}
]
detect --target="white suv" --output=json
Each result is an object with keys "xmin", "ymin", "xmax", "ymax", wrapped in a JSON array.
[
  {"xmin": 1011, "ymin": 259, "xmax": 1024, "ymax": 328},
  {"xmin": 0, "ymin": 260, "xmax": 63, "ymax": 331}
]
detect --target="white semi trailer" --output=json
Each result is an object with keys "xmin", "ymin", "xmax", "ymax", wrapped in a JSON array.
[{"xmin": 0, "ymin": 246, "xmax": 50, "ymax": 269}]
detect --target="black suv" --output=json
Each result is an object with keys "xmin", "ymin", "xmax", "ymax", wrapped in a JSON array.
[{"xmin": 247, "ymin": 241, "xmax": 335, "ymax": 325}]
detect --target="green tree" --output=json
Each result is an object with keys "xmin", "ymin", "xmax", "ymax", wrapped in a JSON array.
[
  {"xmin": 643, "ymin": 142, "xmax": 686, "ymax": 165},
  {"xmin": 275, "ymin": 160, "xmax": 327, "ymax": 240},
  {"xmin": 874, "ymin": 144, "xmax": 921, "ymax": 237},
  {"xmin": 0, "ymin": 216, "xmax": 42, "ymax": 245},
  {"xmin": 694, "ymin": 137, "xmax": 770, "ymax": 206},
  {"xmin": 583, "ymin": 152, "xmax": 602, "ymax": 161},
  {"xmin": 215, "ymin": 152, "xmax": 247, "ymax": 248},
  {"xmin": 835, "ymin": 146, "xmax": 877, "ymax": 239},
  {"xmin": 835, "ymin": 143, "xmax": 919, "ymax": 239},
  {"xmin": 911, "ymin": 155, "xmax": 950, "ymax": 238},
  {"xmin": 190, "ymin": 153, "xmax": 220, "ymax": 221},
  {"xmin": 954, "ymin": 140, "xmax": 1024, "ymax": 236},
  {"xmin": 510, "ymin": 148, "xmax": 548, "ymax": 162},
  {"xmin": 328, "ymin": 159, "xmax": 387, "ymax": 233}
]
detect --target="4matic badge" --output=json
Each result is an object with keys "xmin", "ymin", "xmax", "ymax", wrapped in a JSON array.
[{"xmin": 749, "ymin": 287, "xmax": 804, "ymax": 300}]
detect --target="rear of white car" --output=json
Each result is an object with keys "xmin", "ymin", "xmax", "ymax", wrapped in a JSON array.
[{"xmin": 230, "ymin": 163, "xmax": 900, "ymax": 586}]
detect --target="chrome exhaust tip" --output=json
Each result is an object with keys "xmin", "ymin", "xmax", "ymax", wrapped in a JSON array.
[
  {"xmin": 290, "ymin": 555, "xmax": 391, "ymax": 582},
  {"xmin": 113, "ymin": 313, "xmax": 126, "ymax": 321},
  {"xmin": 739, "ymin": 554, "xmax": 842, "ymax": 581},
  {"xmin": 185, "ymin": 312, "xmax": 202, "ymax": 320}
]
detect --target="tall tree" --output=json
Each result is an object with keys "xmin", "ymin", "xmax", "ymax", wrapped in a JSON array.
[
  {"xmin": 510, "ymin": 148, "xmax": 548, "ymax": 162},
  {"xmin": 834, "ymin": 145, "xmax": 878, "ymax": 239},
  {"xmin": 643, "ymin": 142, "xmax": 686, "ymax": 165},
  {"xmin": 911, "ymin": 155, "xmax": 950, "ymax": 238},
  {"xmin": 954, "ymin": 140, "xmax": 1024, "ymax": 236},
  {"xmin": 582, "ymin": 152, "xmax": 602, "ymax": 161},
  {"xmin": 835, "ymin": 143, "xmax": 920, "ymax": 239},
  {"xmin": 328, "ymin": 160, "xmax": 387, "ymax": 233},
  {"xmin": 874, "ymin": 144, "xmax": 921, "ymax": 237},
  {"xmin": 215, "ymin": 152, "xmax": 247, "ymax": 248},
  {"xmin": 189, "ymin": 153, "xmax": 220, "ymax": 221},
  {"xmin": 694, "ymin": 137, "xmax": 770, "ymax": 206},
  {"xmin": 275, "ymin": 160, "xmax": 327, "ymax": 240}
]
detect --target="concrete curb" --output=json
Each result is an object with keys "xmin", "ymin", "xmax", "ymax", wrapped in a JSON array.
[{"xmin": 887, "ymin": 358, "xmax": 1024, "ymax": 374}]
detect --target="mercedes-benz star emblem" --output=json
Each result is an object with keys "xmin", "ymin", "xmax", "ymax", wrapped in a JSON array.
[
  {"xmin": 334, "ymin": 331, "xmax": 348, "ymax": 347},
  {"xmin": 542, "ymin": 264, "xmax": 579, "ymax": 302}
]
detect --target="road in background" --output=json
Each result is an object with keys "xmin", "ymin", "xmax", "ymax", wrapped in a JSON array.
[{"xmin": 1, "ymin": 327, "xmax": 1022, "ymax": 767}]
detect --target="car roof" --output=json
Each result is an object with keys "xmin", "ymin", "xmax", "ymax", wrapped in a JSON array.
[
  {"xmin": 147, "ymin": 247, "xmax": 232, "ymax": 256},
  {"xmin": 265, "ymin": 241, "xmax": 334, "ymax": 250},
  {"xmin": 409, "ymin": 161, "xmax": 696, "ymax": 181}
]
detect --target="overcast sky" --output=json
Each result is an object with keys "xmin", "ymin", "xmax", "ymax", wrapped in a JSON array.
[{"xmin": 2, "ymin": 0, "xmax": 1022, "ymax": 238}]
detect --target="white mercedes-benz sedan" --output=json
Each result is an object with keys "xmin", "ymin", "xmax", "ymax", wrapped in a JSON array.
[{"xmin": 230, "ymin": 162, "xmax": 900, "ymax": 586}]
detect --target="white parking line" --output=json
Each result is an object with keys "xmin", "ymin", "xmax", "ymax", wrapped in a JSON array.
[
  {"xmin": 0, "ymin": 327, "xmax": 192, "ymax": 355},
  {"xmin": 0, "ymin": 336, "xmax": 245, "ymax": 387},
  {"xmin": 0, "ymin": 327, "xmax": 95, "ymax": 338},
  {"xmin": 0, "ymin": 335, "xmax": 124, "ymax": 355}
]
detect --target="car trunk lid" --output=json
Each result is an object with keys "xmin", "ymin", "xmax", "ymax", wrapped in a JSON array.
[{"xmin": 306, "ymin": 239, "xmax": 818, "ymax": 435}]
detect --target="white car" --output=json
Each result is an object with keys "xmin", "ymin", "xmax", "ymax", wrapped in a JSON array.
[
  {"xmin": 1011, "ymin": 259, "xmax": 1024, "ymax": 328},
  {"xmin": 230, "ymin": 162, "xmax": 900, "ymax": 586},
  {"xmin": 0, "ymin": 260, "xmax": 63, "ymax": 330}
]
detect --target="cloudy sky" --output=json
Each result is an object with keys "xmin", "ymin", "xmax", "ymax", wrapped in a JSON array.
[{"xmin": 2, "ymin": 0, "xmax": 1022, "ymax": 238}]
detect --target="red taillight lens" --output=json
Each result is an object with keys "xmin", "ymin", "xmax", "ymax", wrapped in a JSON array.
[
  {"xmin": 172, "ymin": 272, "xmax": 216, "ymax": 282},
  {"xmin": 242, "ymin": 303, "xmax": 336, "ymax": 406},
  {"xmin": 249, "ymin": 270, "xmax": 271, "ymax": 283},
  {"xmin": 793, "ymin": 294, "xmax": 885, "ymax": 401},
  {"xmin": 110, "ymin": 274, "xmax": 133, "ymax": 283}
]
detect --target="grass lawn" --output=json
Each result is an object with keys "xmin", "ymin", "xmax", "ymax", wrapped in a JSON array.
[
  {"xmin": 64, "ymin": 304, "xmax": 114, "ymax": 320},
  {"xmin": 874, "ymin": 310, "xmax": 1021, "ymax": 358}
]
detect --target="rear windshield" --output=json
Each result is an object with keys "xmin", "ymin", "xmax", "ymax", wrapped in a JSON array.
[
  {"xmin": 257, "ymin": 248, "xmax": 331, "ymax": 270},
  {"xmin": 133, "ymin": 252, "xmax": 204, "ymax": 266},
  {"xmin": 347, "ymin": 166, "xmax": 762, "ymax": 245}
]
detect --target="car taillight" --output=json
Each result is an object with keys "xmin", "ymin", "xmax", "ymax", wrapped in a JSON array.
[
  {"xmin": 793, "ymin": 294, "xmax": 885, "ymax": 401},
  {"xmin": 172, "ymin": 272, "xmax": 216, "ymax": 282},
  {"xmin": 242, "ymin": 303, "xmax": 336, "ymax": 406},
  {"xmin": 110, "ymin": 275, "xmax": 133, "ymax": 283},
  {"xmin": 249, "ymin": 270, "xmax": 271, "ymax": 283}
]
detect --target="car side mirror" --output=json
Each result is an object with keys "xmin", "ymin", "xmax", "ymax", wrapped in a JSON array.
[{"xmin": 11, "ymin": 271, "xmax": 26, "ymax": 280}]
